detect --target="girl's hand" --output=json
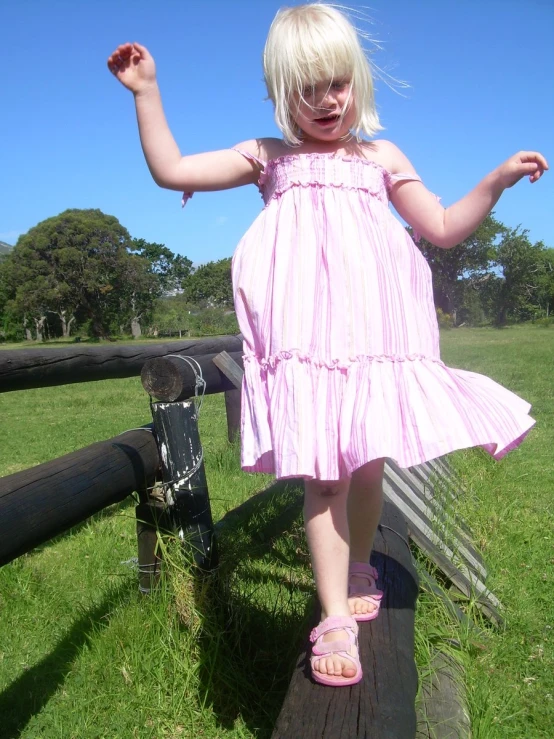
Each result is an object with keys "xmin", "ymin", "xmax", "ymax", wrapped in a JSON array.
[
  {"xmin": 496, "ymin": 151, "xmax": 548, "ymax": 189},
  {"xmin": 107, "ymin": 42, "xmax": 157, "ymax": 95}
]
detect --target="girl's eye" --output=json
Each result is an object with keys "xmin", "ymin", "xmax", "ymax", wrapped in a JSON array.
[
  {"xmin": 302, "ymin": 85, "xmax": 315, "ymax": 98},
  {"xmin": 332, "ymin": 81, "xmax": 348, "ymax": 91}
]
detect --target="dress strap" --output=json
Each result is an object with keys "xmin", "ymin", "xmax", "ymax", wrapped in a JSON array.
[
  {"xmin": 232, "ymin": 147, "xmax": 267, "ymax": 168},
  {"xmin": 387, "ymin": 172, "xmax": 422, "ymax": 185}
]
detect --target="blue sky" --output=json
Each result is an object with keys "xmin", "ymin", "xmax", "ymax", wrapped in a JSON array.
[{"xmin": 1, "ymin": 0, "xmax": 552, "ymax": 264}]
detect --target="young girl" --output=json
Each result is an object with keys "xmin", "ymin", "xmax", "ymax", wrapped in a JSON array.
[{"xmin": 108, "ymin": 3, "xmax": 547, "ymax": 687}]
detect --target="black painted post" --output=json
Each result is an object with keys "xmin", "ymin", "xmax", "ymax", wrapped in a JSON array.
[
  {"xmin": 136, "ymin": 497, "xmax": 168, "ymax": 594},
  {"xmin": 150, "ymin": 400, "xmax": 218, "ymax": 571}
]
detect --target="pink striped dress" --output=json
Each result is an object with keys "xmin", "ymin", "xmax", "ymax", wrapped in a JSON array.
[{"xmin": 229, "ymin": 151, "xmax": 534, "ymax": 480}]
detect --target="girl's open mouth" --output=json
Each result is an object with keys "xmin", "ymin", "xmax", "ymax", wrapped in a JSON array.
[{"xmin": 314, "ymin": 114, "xmax": 340, "ymax": 127}]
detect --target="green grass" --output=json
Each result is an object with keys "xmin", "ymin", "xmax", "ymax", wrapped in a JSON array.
[
  {"xmin": 0, "ymin": 324, "xmax": 552, "ymax": 737},
  {"xmin": 436, "ymin": 326, "xmax": 554, "ymax": 738}
]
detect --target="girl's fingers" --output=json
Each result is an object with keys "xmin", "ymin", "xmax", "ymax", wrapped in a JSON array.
[
  {"xmin": 108, "ymin": 57, "xmax": 123, "ymax": 72},
  {"xmin": 512, "ymin": 152, "xmax": 548, "ymax": 184},
  {"xmin": 520, "ymin": 151, "xmax": 548, "ymax": 169},
  {"xmin": 109, "ymin": 43, "xmax": 132, "ymax": 65},
  {"xmin": 118, "ymin": 42, "xmax": 133, "ymax": 55},
  {"xmin": 133, "ymin": 42, "xmax": 148, "ymax": 55}
]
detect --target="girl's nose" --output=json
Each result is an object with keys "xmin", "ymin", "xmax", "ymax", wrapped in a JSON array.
[{"xmin": 319, "ymin": 88, "xmax": 337, "ymax": 109}]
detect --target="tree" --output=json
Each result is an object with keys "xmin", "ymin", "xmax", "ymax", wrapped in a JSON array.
[
  {"xmin": 414, "ymin": 214, "xmax": 503, "ymax": 324},
  {"xmin": 534, "ymin": 248, "xmax": 554, "ymax": 317},
  {"xmin": 4, "ymin": 209, "xmax": 158, "ymax": 338},
  {"xmin": 116, "ymin": 252, "xmax": 161, "ymax": 338},
  {"xmin": 1, "ymin": 244, "xmax": 56, "ymax": 340},
  {"xmin": 182, "ymin": 257, "xmax": 233, "ymax": 308},
  {"xmin": 130, "ymin": 238, "xmax": 192, "ymax": 293},
  {"xmin": 0, "ymin": 255, "xmax": 26, "ymax": 341},
  {"xmin": 150, "ymin": 294, "xmax": 194, "ymax": 337},
  {"xmin": 484, "ymin": 228, "xmax": 548, "ymax": 325}
]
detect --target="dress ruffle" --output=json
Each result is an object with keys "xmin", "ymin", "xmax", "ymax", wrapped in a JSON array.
[{"xmin": 240, "ymin": 353, "xmax": 534, "ymax": 480}]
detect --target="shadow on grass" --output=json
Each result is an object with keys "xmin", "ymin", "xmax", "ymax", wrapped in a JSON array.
[
  {"xmin": 194, "ymin": 480, "xmax": 310, "ymax": 737},
  {"xmin": 19, "ymin": 497, "xmax": 136, "ymax": 564},
  {"xmin": 0, "ymin": 582, "xmax": 132, "ymax": 739}
]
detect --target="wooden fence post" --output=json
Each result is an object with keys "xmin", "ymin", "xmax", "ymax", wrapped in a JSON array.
[
  {"xmin": 213, "ymin": 351, "xmax": 245, "ymax": 443},
  {"xmin": 150, "ymin": 400, "xmax": 218, "ymax": 571},
  {"xmin": 135, "ymin": 484, "xmax": 172, "ymax": 594}
]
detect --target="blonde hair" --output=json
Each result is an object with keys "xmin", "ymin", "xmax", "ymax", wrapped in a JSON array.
[{"xmin": 263, "ymin": 3, "xmax": 383, "ymax": 145}]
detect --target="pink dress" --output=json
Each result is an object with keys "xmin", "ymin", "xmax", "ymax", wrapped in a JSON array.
[{"xmin": 228, "ymin": 151, "xmax": 534, "ymax": 480}]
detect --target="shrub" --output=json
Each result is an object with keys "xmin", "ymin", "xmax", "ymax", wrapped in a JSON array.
[
  {"xmin": 531, "ymin": 316, "xmax": 553, "ymax": 328},
  {"xmin": 436, "ymin": 308, "xmax": 454, "ymax": 329}
]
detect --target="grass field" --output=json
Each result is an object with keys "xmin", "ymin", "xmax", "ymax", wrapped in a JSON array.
[{"xmin": 0, "ymin": 325, "xmax": 552, "ymax": 738}]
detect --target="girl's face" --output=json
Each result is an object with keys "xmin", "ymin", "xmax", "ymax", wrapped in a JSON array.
[{"xmin": 291, "ymin": 79, "xmax": 355, "ymax": 143}]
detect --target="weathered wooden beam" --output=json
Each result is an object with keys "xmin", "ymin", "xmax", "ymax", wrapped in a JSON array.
[
  {"xmin": 136, "ymin": 497, "xmax": 172, "ymax": 594},
  {"xmin": 398, "ymin": 462, "xmax": 475, "ymax": 540},
  {"xmin": 417, "ymin": 568, "xmax": 481, "ymax": 635},
  {"xmin": 212, "ymin": 350, "xmax": 244, "ymax": 389},
  {"xmin": 213, "ymin": 351, "xmax": 245, "ymax": 442},
  {"xmin": 385, "ymin": 464, "xmax": 487, "ymax": 579},
  {"xmin": 223, "ymin": 389, "xmax": 241, "ymax": 442},
  {"xmin": 141, "ymin": 352, "xmax": 244, "ymax": 401},
  {"xmin": 421, "ymin": 459, "xmax": 467, "ymax": 500},
  {"xmin": 416, "ymin": 651, "xmax": 471, "ymax": 738},
  {"xmin": 0, "ymin": 335, "xmax": 243, "ymax": 393},
  {"xmin": 272, "ymin": 501, "xmax": 419, "ymax": 739},
  {"xmin": 383, "ymin": 479, "xmax": 503, "ymax": 625},
  {"xmin": 0, "ymin": 427, "xmax": 159, "ymax": 567}
]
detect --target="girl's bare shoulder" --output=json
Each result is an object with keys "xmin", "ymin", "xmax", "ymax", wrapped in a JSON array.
[
  {"xmin": 233, "ymin": 137, "xmax": 289, "ymax": 164},
  {"xmin": 367, "ymin": 139, "xmax": 418, "ymax": 175}
]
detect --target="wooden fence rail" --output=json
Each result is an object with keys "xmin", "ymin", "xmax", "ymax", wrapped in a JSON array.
[
  {"xmin": 0, "ymin": 335, "xmax": 242, "ymax": 392},
  {"xmin": 0, "ymin": 427, "xmax": 159, "ymax": 566}
]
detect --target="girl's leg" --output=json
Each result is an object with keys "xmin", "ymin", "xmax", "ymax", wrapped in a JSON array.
[
  {"xmin": 347, "ymin": 459, "xmax": 385, "ymax": 617},
  {"xmin": 304, "ymin": 478, "xmax": 355, "ymax": 678}
]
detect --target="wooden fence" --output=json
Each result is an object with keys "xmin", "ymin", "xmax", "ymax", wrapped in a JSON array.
[{"xmin": 0, "ymin": 335, "xmax": 477, "ymax": 738}]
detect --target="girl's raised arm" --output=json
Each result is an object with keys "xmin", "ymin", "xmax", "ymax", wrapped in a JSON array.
[
  {"xmin": 383, "ymin": 141, "xmax": 548, "ymax": 249},
  {"xmin": 107, "ymin": 42, "xmax": 261, "ymax": 192}
]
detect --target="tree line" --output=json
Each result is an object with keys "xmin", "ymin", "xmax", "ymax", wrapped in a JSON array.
[
  {"xmin": 417, "ymin": 214, "xmax": 553, "ymax": 327},
  {"xmin": 0, "ymin": 209, "xmax": 235, "ymax": 342},
  {"xmin": 0, "ymin": 207, "xmax": 552, "ymax": 343}
]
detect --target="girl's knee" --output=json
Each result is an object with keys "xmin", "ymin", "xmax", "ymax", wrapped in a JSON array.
[{"xmin": 306, "ymin": 479, "xmax": 348, "ymax": 497}]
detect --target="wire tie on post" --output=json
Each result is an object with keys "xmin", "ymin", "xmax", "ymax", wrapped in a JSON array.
[
  {"xmin": 166, "ymin": 354, "xmax": 206, "ymax": 415},
  {"xmin": 120, "ymin": 557, "xmax": 139, "ymax": 569}
]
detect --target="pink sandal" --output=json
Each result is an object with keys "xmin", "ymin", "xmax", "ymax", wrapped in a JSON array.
[
  {"xmin": 348, "ymin": 562, "xmax": 383, "ymax": 622},
  {"xmin": 309, "ymin": 615, "xmax": 362, "ymax": 686}
]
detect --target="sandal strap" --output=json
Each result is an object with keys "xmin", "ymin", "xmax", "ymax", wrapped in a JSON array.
[
  {"xmin": 311, "ymin": 639, "xmax": 351, "ymax": 656},
  {"xmin": 348, "ymin": 562, "xmax": 383, "ymax": 601},
  {"xmin": 349, "ymin": 593, "xmax": 381, "ymax": 607},
  {"xmin": 310, "ymin": 648, "xmax": 358, "ymax": 672},
  {"xmin": 309, "ymin": 615, "xmax": 358, "ymax": 643},
  {"xmin": 349, "ymin": 562, "xmax": 379, "ymax": 580}
]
